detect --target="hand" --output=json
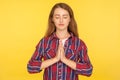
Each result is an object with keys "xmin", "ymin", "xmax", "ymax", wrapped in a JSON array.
[
  {"xmin": 55, "ymin": 40, "xmax": 66, "ymax": 62},
  {"xmin": 55, "ymin": 40, "xmax": 61, "ymax": 62},
  {"xmin": 54, "ymin": 40, "xmax": 76, "ymax": 70},
  {"xmin": 59, "ymin": 40, "xmax": 66, "ymax": 61}
]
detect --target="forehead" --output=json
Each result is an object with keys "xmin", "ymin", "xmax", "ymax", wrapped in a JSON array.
[{"xmin": 53, "ymin": 8, "xmax": 69, "ymax": 15}]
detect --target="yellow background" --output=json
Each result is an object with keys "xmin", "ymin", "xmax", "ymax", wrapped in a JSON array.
[{"xmin": 0, "ymin": 0, "xmax": 120, "ymax": 80}]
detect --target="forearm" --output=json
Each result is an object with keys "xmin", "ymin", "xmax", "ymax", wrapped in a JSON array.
[
  {"xmin": 76, "ymin": 62, "xmax": 93, "ymax": 76},
  {"xmin": 40, "ymin": 57, "xmax": 58, "ymax": 70},
  {"xmin": 61, "ymin": 58, "xmax": 76, "ymax": 70}
]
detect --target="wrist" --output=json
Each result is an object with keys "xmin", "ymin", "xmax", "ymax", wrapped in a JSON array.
[
  {"xmin": 61, "ymin": 57, "xmax": 67, "ymax": 63},
  {"xmin": 53, "ymin": 57, "xmax": 59, "ymax": 62}
]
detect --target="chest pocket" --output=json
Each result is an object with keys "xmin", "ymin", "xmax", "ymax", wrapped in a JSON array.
[
  {"xmin": 65, "ymin": 47, "xmax": 77, "ymax": 60},
  {"xmin": 44, "ymin": 47, "xmax": 56, "ymax": 59}
]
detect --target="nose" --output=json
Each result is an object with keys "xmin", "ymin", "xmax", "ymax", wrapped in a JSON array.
[{"xmin": 59, "ymin": 17, "xmax": 63, "ymax": 23}]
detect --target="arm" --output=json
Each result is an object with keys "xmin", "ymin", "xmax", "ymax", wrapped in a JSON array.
[
  {"xmin": 27, "ymin": 39, "xmax": 44, "ymax": 73},
  {"xmin": 75, "ymin": 41, "xmax": 93, "ymax": 76},
  {"xmin": 61, "ymin": 57, "xmax": 76, "ymax": 70},
  {"xmin": 27, "ymin": 39, "xmax": 60, "ymax": 73},
  {"xmin": 40, "ymin": 57, "xmax": 58, "ymax": 70},
  {"xmin": 60, "ymin": 40, "xmax": 93, "ymax": 76}
]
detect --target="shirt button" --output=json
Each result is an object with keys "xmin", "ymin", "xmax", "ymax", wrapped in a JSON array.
[
  {"xmin": 58, "ymin": 72, "xmax": 61, "ymax": 76},
  {"xmin": 58, "ymin": 63, "xmax": 62, "ymax": 68},
  {"xmin": 58, "ymin": 64, "xmax": 61, "ymax": 66},
  {"xmin": 59, "ymin": 62, "xmax": 62, "ymax": 65},
  {"xmin": 59, "ymin": 71, "xmax": 61, "ymax": 74}
]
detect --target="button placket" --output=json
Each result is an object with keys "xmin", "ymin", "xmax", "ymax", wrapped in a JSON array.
[{"xmin": 58, "ymin": 62, "xmax": 62, "ymax": 80}]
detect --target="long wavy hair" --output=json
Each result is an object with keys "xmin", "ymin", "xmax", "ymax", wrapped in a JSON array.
[{"xmin": 45, "ymin": 3, "xmax": 79, "ymax": 37}]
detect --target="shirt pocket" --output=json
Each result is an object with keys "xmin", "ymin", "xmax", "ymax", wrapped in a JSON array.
[
  {"xmin": 45, "ymin": 47, "xmax": 56, "ymax": 59},
  {"xmin": 66, "ymin": 48, "xmax": 77, "ymax": 60}
]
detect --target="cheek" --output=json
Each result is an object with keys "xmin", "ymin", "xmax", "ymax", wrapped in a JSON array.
[
  {"xmin": 65, "ymin": 18, "xmax": 70, "ymax": 23},
  {"xmin": 54, "ymin": 21, "xmax": 59, "ymax": 26},
  {"xmin": 53, "ymin": 18, "xmax": 59, "ymax": 24},
  {"xmin": 65, "ymin": 20, "xmax": 70, "ymax": 25},
  {"xmin": 53, "ymin": 21, "xmax": 59, "ymax": 27}
]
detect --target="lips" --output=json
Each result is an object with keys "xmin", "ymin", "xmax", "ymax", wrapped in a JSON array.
[{"xmin": 58, "ymin": 24, "xmax": 64, "ymax": 26}]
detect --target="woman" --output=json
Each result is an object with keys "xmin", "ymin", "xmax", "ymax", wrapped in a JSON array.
[{"xmin": 27, "ymin": 3, "xmax": 93, "ymax": 80}]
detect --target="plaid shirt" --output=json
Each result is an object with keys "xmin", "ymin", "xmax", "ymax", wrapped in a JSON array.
[{"xmin": 27, "ymin": 33, "xmax": 93, "ymax": 80}]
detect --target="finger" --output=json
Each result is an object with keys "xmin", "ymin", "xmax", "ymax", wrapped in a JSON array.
[
  {"xmin": 59, "ymin": 40, "xmax": 63, "ymax": 47},
  {"xmin": 59, "ymin": 40, "xmax": 62, "ymax": 45}
]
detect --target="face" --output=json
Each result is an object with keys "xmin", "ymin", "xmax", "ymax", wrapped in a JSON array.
[{"xmin": 52, "ymin": 8, "xmax": 71, "ymax": 31}]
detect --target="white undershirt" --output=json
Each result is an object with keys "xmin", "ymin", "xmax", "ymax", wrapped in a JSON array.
[{"xmin": 61, "ymin": 38, "xmax": 68, "ymax": 46}]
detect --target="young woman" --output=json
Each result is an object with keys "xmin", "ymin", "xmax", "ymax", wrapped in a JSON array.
[{"xmin": 27, "ymin": 3, "xmax": 93, "ymax": 80}]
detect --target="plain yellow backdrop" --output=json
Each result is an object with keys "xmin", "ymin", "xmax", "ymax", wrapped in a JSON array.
[{"xmin": 0, "ymin": 0, "xmax": 120, "ymax": 80}]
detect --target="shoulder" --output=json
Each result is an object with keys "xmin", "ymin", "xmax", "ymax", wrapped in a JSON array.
[
  {"xmin": 73, "ymin": 36, "xmax": 86, "ymax": 44},
  {"xmin": 39, "ymin": 35, "xmax": 52, "ymax": 42},
  {"xmin": 73, "ymin": 36, "xmax": 87, "ymax": 49},
  {"xmin": 36, "ymin": 35, "xmax": 53, "ymax": 47}
]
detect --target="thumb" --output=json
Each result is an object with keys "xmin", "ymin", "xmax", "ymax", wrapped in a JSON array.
[{"xmin": 59, "ymin": 40, "xmax": 63, "ymax": 46}]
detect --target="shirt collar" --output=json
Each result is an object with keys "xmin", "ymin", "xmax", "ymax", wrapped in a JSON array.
[{"xmin": 51, "ymin": 32, "xmax": 74, "ymax": 40}]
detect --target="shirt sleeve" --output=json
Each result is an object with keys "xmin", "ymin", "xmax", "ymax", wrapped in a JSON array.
[
  {"xmin": 75, "ymin": 40, "xmax": 93, "ymax": 76},
  {"xmin": 27, "ymin": 38, "xmax": 44, "ymax": 73}
]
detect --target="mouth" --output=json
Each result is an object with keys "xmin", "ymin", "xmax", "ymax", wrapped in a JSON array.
[{"xmin": 58, "ymin": 24, "xmax": 64, "ymax": 26}]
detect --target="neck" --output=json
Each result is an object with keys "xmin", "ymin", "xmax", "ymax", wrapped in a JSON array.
[{"xmin": 56, "ymin": 30, "xmax": 70, "ymax": 40}]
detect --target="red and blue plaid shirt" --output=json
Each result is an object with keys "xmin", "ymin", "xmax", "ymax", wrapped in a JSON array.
[{"xmin": 27, "ymin": 33, "xmax": 93, "ymax": 80}]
